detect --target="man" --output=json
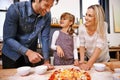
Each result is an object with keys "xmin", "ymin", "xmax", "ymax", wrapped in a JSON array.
[{"xmin": 2, "ymin": 0, "xmax": 59, "ymax": 69}]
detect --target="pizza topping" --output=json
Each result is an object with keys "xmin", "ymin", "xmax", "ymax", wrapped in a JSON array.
[{"xmin": 49, "ymin": 68, "xmax": 91, "ymax": 80}]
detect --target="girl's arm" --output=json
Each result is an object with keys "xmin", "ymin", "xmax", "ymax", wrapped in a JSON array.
[
  {"xmin": 51, "ymin": 31, "xmax": 59, "ymax": 50},
  {"xmin": 73, "ymin": 34, "xmax": 78, "ymax": 60},
  {"xmin": 51, "ymin": 31, "xmax": 64, "ymax": 57},
  {"xmin": 73, "ymin": 34, "xmax": 79, "ymax": 66}
]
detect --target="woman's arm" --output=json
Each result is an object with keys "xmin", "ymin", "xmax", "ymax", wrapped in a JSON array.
[
  {"xmin": 87, "ymin": 47, "xmax": 101, "ymax": 67},
  {"xmin": 79, "ymin": 46, "xmax": 86, "ymax": 63},
  {"xmin": 79, "ymin": 47, "xmax": 101, "ymax": 70},
  {"xmin": 78, "ymin": 24, "xmax": 86, "ymax": 63}
]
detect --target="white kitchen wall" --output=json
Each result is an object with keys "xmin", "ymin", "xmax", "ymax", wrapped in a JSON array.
[
  {"xmin": 0, "ymin": 0, "xmax": 13, "ymax": 10},
  {"xmin": 108, "ymin": 0, "xmax": 120, "ymax": 47},
  {"xmin": 51, "ymin": 0, "xmax": 80, "ymax": 20},
  {"xmin": 0, "ymin": 0, "xmax": 120, "ymax": 46}
]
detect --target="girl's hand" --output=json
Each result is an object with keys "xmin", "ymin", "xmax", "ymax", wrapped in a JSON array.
[
  {"xmin": 56, "ymin": 46, "xmax": 64, "ymax": 57},
  {"xmin": 74, "ymin": 59, "xmax": 79, "ymax": 66}
]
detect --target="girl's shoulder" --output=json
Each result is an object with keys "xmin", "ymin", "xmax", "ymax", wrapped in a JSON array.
[
  {"xmin": 73, "ymin": 33, "xmax": 77, "ymax": 37},
  {"xmin": 54, "ymin": 30, "xmax": 59, "ymax": 34},
  {"xmin": 53, "ymin": 30, "xmax": 60, "ymax": 37}
]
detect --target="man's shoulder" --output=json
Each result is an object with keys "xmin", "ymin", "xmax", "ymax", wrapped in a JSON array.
[
  {"xmin": 13, "ymin": 1, "xmax": 32, "ymax": 16},
  {"xmin": 14, "ymin": 1, "xmax": 30, "ymax": 9}
]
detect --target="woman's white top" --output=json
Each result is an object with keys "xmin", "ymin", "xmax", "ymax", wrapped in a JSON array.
[
  {"xmin": 78, "ymin": 23, "xmax": 110, "ymax": 62},
  {"xmin": 51, "ymin": 31, "xmax": 78, "ymax": 60}
]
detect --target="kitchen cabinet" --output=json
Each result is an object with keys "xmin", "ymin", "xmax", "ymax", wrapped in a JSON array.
[
  {"xmin": 51, "ymin": 24, "xmax": 79, "ymax": 28},
  {"xmin": 109, "ymin": 46, "xmax": 120, "ymax": 61}
]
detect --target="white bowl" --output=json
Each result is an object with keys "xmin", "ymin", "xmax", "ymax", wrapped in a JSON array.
[
  {"xmin": 93, "ymin": 63, "xmax": 106, "ymax": 72},
  {"xmin": 113, "ymin": 73, "xmax": 120, "ymax": 80},
  {"xmin": 17, "ymin": 66, "xmax": 31, "ymax": 76},
  {"xmin": 114, "ymin": 68, "xmax": 120, "ymax": 73},
  {"xmin": 35, "ymin": 65, "xmax": 48, "ymax": 75}
]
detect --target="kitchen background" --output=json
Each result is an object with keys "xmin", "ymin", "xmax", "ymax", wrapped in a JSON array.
[
  {"xmin": 0, "ymin": 0, "xmax": 120, "ymax": 68},
  {"xmin": 0, "ymin": 0, "xmax": 120, "ymax": 47}
]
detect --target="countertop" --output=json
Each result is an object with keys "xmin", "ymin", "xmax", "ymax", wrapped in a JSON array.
[{"xmin": 0, "ymin": 64, "xmax": 116, "ymax": 80}]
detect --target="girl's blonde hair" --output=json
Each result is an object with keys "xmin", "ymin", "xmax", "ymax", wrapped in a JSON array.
[
  {"xmin": 88, "ymin": 4, "xmax": 106, "ymax": 40},
  {"xmin": 60, "ymin": 12, "xmax": 75, "ymax": 35}
]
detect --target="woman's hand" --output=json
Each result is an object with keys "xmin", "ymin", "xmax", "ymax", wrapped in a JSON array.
[
  {"xmin": 56, "ymin": 46, "xmax": 64, "ymax": 57},
  {"xmin": 79, "ymin": 63, "xmax": 91, "ymax": 71}
]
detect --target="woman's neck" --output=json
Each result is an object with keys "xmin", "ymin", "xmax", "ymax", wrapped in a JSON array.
[
  {"xmin": 87, "ymin": 25, "xmax": 96, "ymax": 31},
  {"xmin": 86, "ymin": 25, "xmax": 97, "ymax": 36}
]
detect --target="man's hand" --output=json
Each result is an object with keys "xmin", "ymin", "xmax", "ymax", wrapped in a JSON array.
[{"xmin": 26, "ymin": 49, "xmax": 43, "ymax": 63}]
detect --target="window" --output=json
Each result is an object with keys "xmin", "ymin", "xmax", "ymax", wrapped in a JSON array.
[
  {"xmin": 0, "ymin": 0, "xmax": 13, "ymax": 10},
  {"xmin": 0, "ymin": 0, "xmax": 14, "ymax": 40},
  {"xmin": 0, "ymin": 12, "xmax": 6, "ymax": 40}
]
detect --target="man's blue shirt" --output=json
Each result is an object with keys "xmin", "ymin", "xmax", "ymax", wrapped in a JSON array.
[{"xmin": 2, "ymin": 1, "xmax": 51, "ymax": 61}]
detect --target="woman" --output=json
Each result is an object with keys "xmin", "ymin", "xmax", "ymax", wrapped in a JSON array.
[
  {"xmin": 51, "ymin": 12, "xmax": 79, "ymax": 65},
  {"xmin": 78, "ymin": 4, "xmax": 110, "ymax": 70}
]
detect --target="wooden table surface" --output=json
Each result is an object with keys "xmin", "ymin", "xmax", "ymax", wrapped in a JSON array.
[
  {"xmin": 0, "ymin": 69, "xmax": 17, "ymax": 80},
  {"xmin": 0, "ymin": 64, "xmax": 115, "ymax": 80}
]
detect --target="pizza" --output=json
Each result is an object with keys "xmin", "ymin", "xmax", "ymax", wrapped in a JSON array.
[{"xmin": 49, "ymin": 68, "xmax": 91, "ymax": 80}]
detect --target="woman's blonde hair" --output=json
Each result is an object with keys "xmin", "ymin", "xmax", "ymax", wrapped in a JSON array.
[
  {"xmin": 60, "ymin": 12, "xmax": 75, "ymax": 35},
  {"xmin": 88, "ymin": 4, "xmax": 106, "ymax": 40}
]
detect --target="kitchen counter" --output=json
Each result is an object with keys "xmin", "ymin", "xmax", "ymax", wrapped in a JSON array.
[
  {"xmin": 0, "ymin": 64, "xmax": 115, "ymax": 80},
  {"xmin": 0, "ymin": 69, "xmax": 16, "ymax": 80}
]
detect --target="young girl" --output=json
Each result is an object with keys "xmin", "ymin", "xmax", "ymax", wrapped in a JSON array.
[{"xmin": 51, "ymin": 12, "xmax": 79, "ymax": 65}]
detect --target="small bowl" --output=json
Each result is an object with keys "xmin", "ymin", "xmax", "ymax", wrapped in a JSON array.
[
  {"xmin": 113, "ymin": 73, "xmax": 120, "ymax": 80},
  {"xmin": 93, "ymin": 63, "xmax": 106, "ymax": 72},
  {"xmin": 114, "ymin": 68, "xmax": 120, "ymax": 73},
  {"xmin": 35, "ymin": 65, "xmax": 48, "ymax": 75},
  {"xmin": 17, "ymin": 66, "xmax": 31, "ymax": 76}
]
